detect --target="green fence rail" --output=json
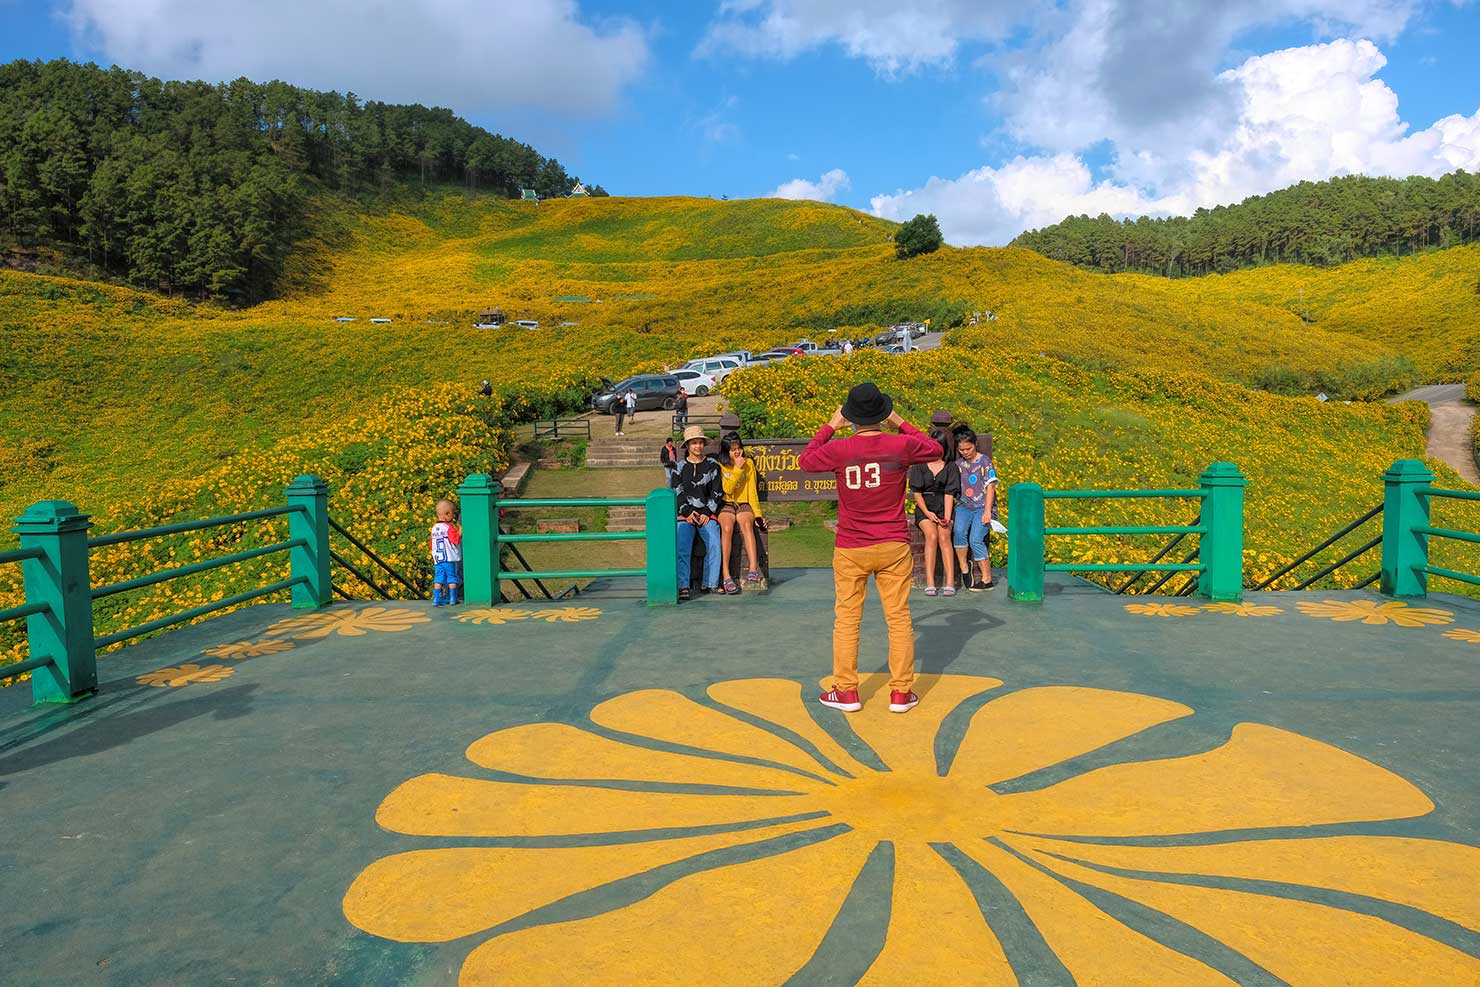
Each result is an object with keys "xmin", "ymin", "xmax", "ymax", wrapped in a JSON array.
[
  {"xmin": 456, "ymin": 475, "xmax": 677, "ymax": 607},
  {"xmin": 1, "ymin": 476, "xmax": 333, "ymax": 707},
  {"xmin": 1381, "ymin": 460, "xmax": 1480, "ymax": 596},
  {"xmin": 1009, "ymin": 463, "xmax": 1244, "ymax": 603}
]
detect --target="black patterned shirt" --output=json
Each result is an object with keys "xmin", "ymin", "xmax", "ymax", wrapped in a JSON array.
[{"xmin": 671, "ymin": 456, "xmax": 722, "ymax": 520}]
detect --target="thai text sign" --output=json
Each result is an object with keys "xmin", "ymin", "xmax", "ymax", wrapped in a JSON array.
[{"xmin": 746, "ymin": 439, "xmax": 838, "ymax": 502}]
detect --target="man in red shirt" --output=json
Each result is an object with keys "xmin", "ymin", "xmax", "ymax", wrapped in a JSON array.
[{"xmin": 800, "ymin": 382, "xmax": 942, "ymax": 713}]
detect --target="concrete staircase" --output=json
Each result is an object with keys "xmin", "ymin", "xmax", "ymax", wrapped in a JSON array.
[
  {"xmin": 606, "ymin": 505, "xmax": 648, "ymax": 532},
  {"xmin": 586, "ymin": 440, "xmax": 661, "ymax": 468}
]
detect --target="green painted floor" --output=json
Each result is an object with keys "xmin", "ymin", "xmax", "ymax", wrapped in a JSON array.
[{"xmin": 2, "ymin": 570, "xmax": 1479, "ymax": 985}]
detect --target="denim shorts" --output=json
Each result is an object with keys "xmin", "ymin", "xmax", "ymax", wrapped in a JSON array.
[{"xmin": 433, "ymin": 560, "xmax": 460, "ymax": 584}]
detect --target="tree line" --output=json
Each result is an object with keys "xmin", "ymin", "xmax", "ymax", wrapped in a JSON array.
[
  {"xmin": 0, "ymin": 59, "xmax": 604, "ymax": 303},
  {"xmin": 1009, "ymin": 172, "xmax": 1480, "ymax": 277}
]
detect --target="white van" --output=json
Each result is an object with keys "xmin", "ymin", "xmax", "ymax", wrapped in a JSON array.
[
  {"xmin": 683, "ymin": 357, "xmax": 742, "ymax": 383},
  {"xmin": 513, "ymin": 320, "xmax": 540, "ymax": 330}
]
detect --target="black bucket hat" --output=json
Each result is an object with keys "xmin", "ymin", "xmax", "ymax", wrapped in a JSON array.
[{"xmin": 841, "ymin": 381, "xmax": 894, "ymax": 426}]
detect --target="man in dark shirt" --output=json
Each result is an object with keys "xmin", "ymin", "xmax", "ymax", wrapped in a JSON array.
[
  {"xmin": 671, "ymin": 425, "xmax": 723, "ymax": 600},
  {"xmin": 800, "ymin": 382, "xmax": 941, "ymax": 713}
]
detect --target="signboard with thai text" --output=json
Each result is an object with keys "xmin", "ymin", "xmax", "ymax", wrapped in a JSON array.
[{"xmin": 744, "ymin": 438, "xmax": 838, "ymax": 502}]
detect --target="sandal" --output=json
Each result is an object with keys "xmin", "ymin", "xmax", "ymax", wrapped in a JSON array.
[
  {"xmin": 744, "ymin": 569, "xmax": 762, "ymax": 584},
  {"xmin": 924, "ymin": 586, "xmax": 937, "ymax": 596},
  {"xmin": 679, "ymin": 587, "xmax": 691, "ymax": 601},
  {"xmin": 723, "ymin": 578, "xmax": 740, "ymax": 594},
  {"xmin": 942, "ymin": 585, "xmax": 957, "ymax": 597}
]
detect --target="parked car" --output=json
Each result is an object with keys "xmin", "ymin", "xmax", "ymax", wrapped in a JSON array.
[
  {"xmin": 883, "ymin": 344, "xmax": 908, "ymax": 354},
  {"xmin": 671, "ymin": 369, "xmax": 718, "ymax": 396},
  {"xmin": 711, "ymin": 350, "xmax": 756, "ymax": 365},
  {"xmin": 681, "ymin": 356, "xmax": 743, "ymax": 383},
  {"xmin": 874, "ymin": 329, "xmax": 903, "ymax": 345},
  {"xmin": 590, "ymin": 374, "xmax": 682, "ymax": 414},
  {"xmin": 749, "ymin": 349, "xmax": 797, "ymax": 367},
  {"xmin": 513, "ymin": 320, "xmax": 540, "ymax": 330}
]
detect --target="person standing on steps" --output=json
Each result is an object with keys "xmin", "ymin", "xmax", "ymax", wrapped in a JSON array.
[
  {"xmin": 952, "ymin": 425, "xmax": 998, "ymax": 592},
  {"xmin": 614, "ymin": 395, "xmax": 627, "ymax": 436},
  {"xmin": 800, "ymin": 383, "xmax": 941, "ymax": 714},
  {"xmin": 672, "ymin": 425, "xmax": 723, "ymax": 601},
  {"xmin": 675, "ymin": 388, "xmax": 689, "ymax": 430},
  {"xmin": 659, "ymin": 436, "xmax": 678, "ymax": 479},
  {"xmin": 624, "ymin": 388, "xmax": 638, "ymax": 424}
]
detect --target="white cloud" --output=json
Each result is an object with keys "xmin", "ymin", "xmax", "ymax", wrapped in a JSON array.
[
  {"xmin": 63, "ymin": 0, "xmax": 649, "ymax": 115},
  {"xmin": 872, "ymin": 39, "xmax": 1480, "ymax": 245},
  {"xmin": 771, "ymin": 168, "xmax": 851, "ymax": 200},
  {"xmin": 699, "ymin": 0, "xmax": 1030, "ymax": 75}
]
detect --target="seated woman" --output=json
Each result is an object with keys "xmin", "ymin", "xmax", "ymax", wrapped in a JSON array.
[
  {"xmin": 717, "ymin": 434, "xmax": 764, "ymax": 594},
  {"xmin": 909, "ymin": 426, "xmax": 960, "ymax": 596}
]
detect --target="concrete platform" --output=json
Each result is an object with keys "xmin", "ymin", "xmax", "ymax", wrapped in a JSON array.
[{"xmin": 2, "ymin": 570, "xmax": 1479, "ymax": 985}]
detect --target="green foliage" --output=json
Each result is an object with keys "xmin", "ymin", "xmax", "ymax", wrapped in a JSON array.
[
  {"xmin": 1012, "ymin": 172, "xmax": 1480, "ymax": 277},
  {"xmin": 895, "ymin": 214, "xmax": 944, "ymax": 259},
  {"xmin": 0, "ymin": 58, "xmax": 593, "ymax": 302}
]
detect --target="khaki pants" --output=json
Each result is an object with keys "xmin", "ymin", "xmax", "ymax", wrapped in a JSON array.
[{"xmin": 832, "ymin": 541, "xmax": 915, "ymax": 694}]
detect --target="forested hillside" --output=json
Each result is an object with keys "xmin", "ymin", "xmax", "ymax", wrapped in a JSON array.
[
  {"xmin": 1011, "ymin": 172, "xmax": 1480, "ymax": 276},
  {"xmin": 0, "ymin": 59, "xmax": 600, "ymax": 303}
]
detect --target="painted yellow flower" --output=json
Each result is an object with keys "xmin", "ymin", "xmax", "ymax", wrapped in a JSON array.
[
  {"xmin": 1203, "ymin": 602, "xmax": 1284, "ymax": 617},
  {"xmin": 528, "ymin": 606, "xmax": 603, "ymax": 623},
  {"xmin": 455, "ymin": 608, "xmax": 534, "ymax": 625},
  {"xmin": 1124, "ymin": 602, "xmax": 1203, "ymax": 617},
  {"xmin": 266, "ymin": 606, "xmax": 430, "ymax": 639},
  {"xmin": 1297, "ymin": 599, "xmax": 1455, "ymax": 627},
  {"xmin": 1443, "ymin": 628, "xmax": 1480, "ymax": 643},
  {"xmin": 202, "ymin": 639, "xmax": 296, "ymax": 660},
  {"xmin": 137, "ymin": 663, "xmax": 234, "ymax": 687},
  {"xmin": 343, "ymin": 675, "xmax": 1480, "ymax": 984}
]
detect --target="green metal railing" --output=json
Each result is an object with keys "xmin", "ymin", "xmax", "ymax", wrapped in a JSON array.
[
  {"xmin": 455, "ymin": 476, "xmax": 678, "ymax": 606},
  {"xmin": 328, "ymin": 516, "xmax": 423, "ymax": 602},
  {"xmin": 1, "ymin": 475, "xmax": 333, "ymax": 707},
  {"xmin": 1009, "ymin": 463, "xmax": 1245, "ymax": 603},
  {"xmin": 1253, "ymin": 503, "xmax": 1383, "ymax": 592},
  {"xmin": 1382, "ymin": 460, "xmax": 1480, "ymax": 596}
]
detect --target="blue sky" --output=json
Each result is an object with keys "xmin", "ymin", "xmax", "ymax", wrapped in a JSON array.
[{"xmin": 2, "ymin": 1, "xmax": 1477, "ymax": 243}]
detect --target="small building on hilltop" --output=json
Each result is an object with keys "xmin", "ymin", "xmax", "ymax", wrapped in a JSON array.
[
  {"xmin": 568, "ymin": 182, "xmax": 590, "ymax": 197},
  {"xmin": 475, "ymin": 307, "xmax": 506, "ymax": 328}
]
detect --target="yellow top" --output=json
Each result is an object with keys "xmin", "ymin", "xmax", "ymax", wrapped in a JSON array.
[{"xmin": 720, "ymin": 457, "xmax": 764, "ymax": 516}]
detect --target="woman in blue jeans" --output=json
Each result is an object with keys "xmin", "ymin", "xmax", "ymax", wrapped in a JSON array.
[
  {"xmin": 952, "ymin": 426, "xmax": 997, "ymax": 591},
  {"xmin": 671, "ymin": 425, "xmax": 723, "ymax": 600}
]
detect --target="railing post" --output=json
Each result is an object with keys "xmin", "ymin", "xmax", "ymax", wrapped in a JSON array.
[
  {"xmin": 1197, "ymin": 462, "xmax": 1247, "ymax": 601},
  {"xmin": 286, "ymin": 475, "xmax": 331, "ymax": 608},
  {"xmin": 13, "ymin": 501, "xmax": 96, "ymax": 703},
  {"xmin": 458, "ymin": 474, "xmax": 501, "ymax": 606},
  {"xmin": 1008, "ymin": 482, "xmax": 1045, "ymax": 602},
  {"xmin": 644, "ymin": 486, "xmax": 678, "ymax": 606},
  {"xmin": 1380, "ymin": 458, "xmax": 1433, "ymax": 598}
]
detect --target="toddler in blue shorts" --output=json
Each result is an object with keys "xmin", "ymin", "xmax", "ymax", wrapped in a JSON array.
[{"xmin": 430, "ymin": 498, "xmax": 462, "ymax": 606}]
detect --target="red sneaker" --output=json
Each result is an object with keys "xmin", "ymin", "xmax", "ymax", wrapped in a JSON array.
[
  {"xmin": 818, "ymin": 688, "xmax": 862, "ymax": 712},
  {"xmin": 889, "ymin": 690, "xmax": 919, "ymax": 713}
]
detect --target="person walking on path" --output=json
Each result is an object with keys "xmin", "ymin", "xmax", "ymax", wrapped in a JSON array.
[
  {"xmin": 910, "ymin": 426, "xmax": 960, "ymax": 597},
  {"xmin": 675, "ymin": 388, "xmax": 689, "ymax": 429},
  {"xmin": 952, "ymin": 426, "xmax": 998, "ymax": 591},
  {"xmin": 624, "ymin": 388, "xmax": 638, "ymax": 423},
  {"xmin": 672, "ymin": 425, "xmax": 723, "ymax": 600},
  {"xmin": 800, "ymin": 382, "xmax": 940, "ymax": 714}
]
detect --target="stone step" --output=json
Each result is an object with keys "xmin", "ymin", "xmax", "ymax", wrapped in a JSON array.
[{"xmin": 587, "ymin": 458, "xmax": 662, "ymax": 468}]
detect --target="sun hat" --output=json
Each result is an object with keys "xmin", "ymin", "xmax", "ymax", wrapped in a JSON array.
[
  {"xmin": 682, "ymin": 425, "xmax": 707, "ymax": 444},
  {"xmin": 840, "ymin": 381, "xmax": 893, "ymax": 426}
]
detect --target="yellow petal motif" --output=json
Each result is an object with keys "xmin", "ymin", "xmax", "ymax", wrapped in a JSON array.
[
  {"xmin": 457, "ymin": 832, "xmax": 872, "ymax": 986},
  {"xmin": 950, "ymin": 686, "xmax": 1193, "ymax": 786},
  {"xmin": 464, "ymin": 722, "xmax": 819, "ymax": 792},
  {"xmin": 342, "ymin": 817, "xmax": 827, "ymax": 943},
  {"xmin": 707, "ymin": 677, "xmax": 873, "ymax": 776},
  {"xmin": 201, "ymin": 638, "xmax": 295, "ymax": 659},
  {"xmin": 832, "ymin": 672, "xmax": 1002, "ymax": 776},
  {"xmin": 1030, "ymin": 850, "xmax": 1480, "ymax": 985},
  {"xmin": 999, "ymin": 723, "xmax": 1433, "ymax": 837},
  {"xmin": 1125, "ymin": 602, "xmax": 1203, "ymax": 617},
  {"xmin": 1296, "ymin": 599, "xmax": 1454, "ymax": 627},
  {"xmin": 958, "ymin": 840, "xmax": 1237, "ymax": 985},
  {"xmin": 453, "ymin": 608, "xmax": 533, "ymax": 625},
  {"xmin": 857, "ymin": 842, "xmax": 1015, "ymax": 986},
  {"xmin": 1442, "ymin": 628, "xmax": 1480, "ymax": 643},
  {"xmin": 266, "ymin": 605, "xmax": 429, "ymax": 638},
  {"xmin": 1201, "ymin": 602, "xmax": 1284, "ymax": 617},
  {"xmin": 136, "ymin": 663, "xmax": 235, "ymax": 687},
  {"xmin": 1015, "ymin": 834, "xmax": 1480, "ymax": 933},
  {"xmin": 527, "ymin": 606, "xmax": 602, "ymax": 622},
  {"xmin": 590, "ymin": 689, "xmax": 838, "ymax": 778},
  {"xmin": 375, "ymin": 773, "xmax": 817, "ymax": 838}
]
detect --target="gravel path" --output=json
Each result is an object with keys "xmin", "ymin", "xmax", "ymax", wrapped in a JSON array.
[{"xmin": 1390, "ymin": 383, "xmax": 1479, "ymax": 484}]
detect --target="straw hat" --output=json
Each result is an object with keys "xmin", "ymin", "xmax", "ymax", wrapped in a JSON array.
[{"xmin": 682, "ymin": 425, "xmax": 707, "ymax": 444}]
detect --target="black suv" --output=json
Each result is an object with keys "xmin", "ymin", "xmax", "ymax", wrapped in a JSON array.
[{"xmin": 591, "ymin": 374, "xmax": 683, "ymax": 414}]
